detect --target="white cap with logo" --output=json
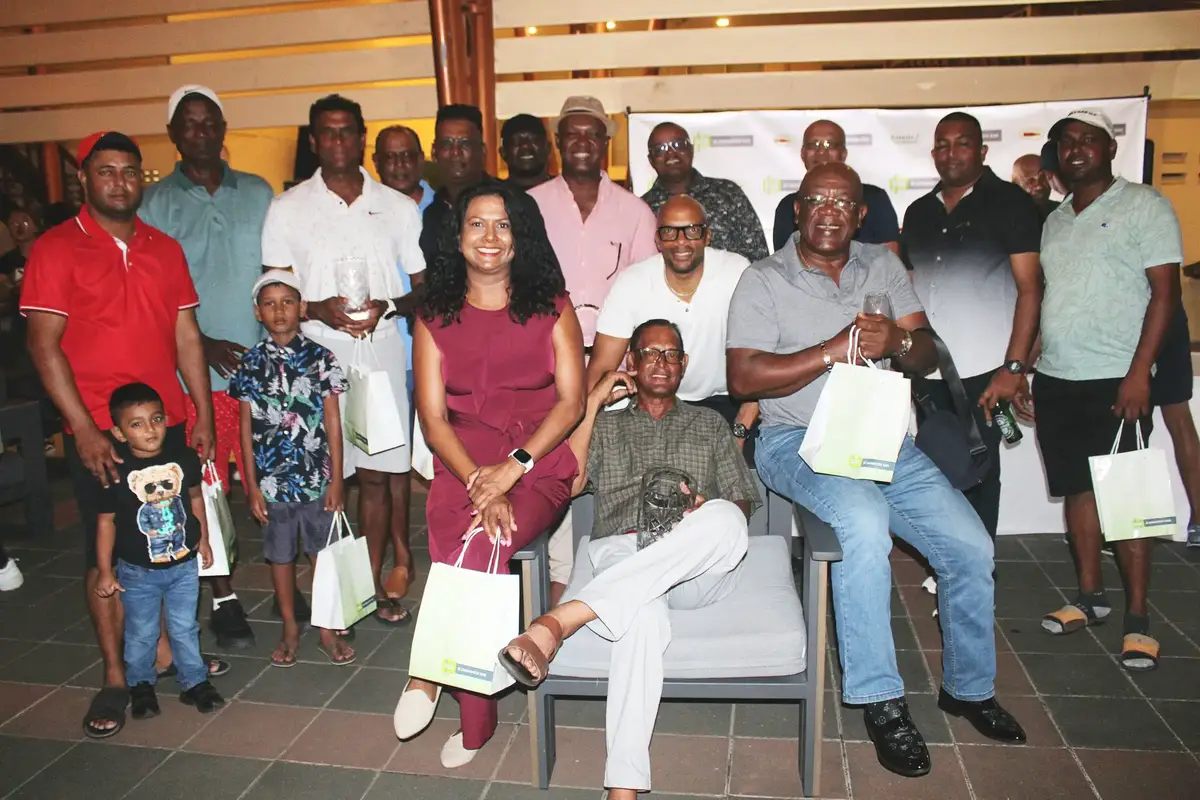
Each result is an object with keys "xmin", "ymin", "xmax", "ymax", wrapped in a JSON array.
[
  {"xmin": 1049, "ymin": 108, "xmax": 1115, "ymax": 141},
  {"xmin": 252, "ymin": 270, "xmax": 303, "ymax": 302},
  {"xmin": 167, "ymin": 85, "xmax": 224, "ymax": 124}
]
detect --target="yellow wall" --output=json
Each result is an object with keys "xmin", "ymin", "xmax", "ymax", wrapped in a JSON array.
[{"xmin": 1148, "ymin": 101, "xmax": 1200, "ymax": 336}]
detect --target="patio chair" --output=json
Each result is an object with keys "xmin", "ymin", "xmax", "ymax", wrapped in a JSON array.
[
  {"xmin": 512, "ymin": 475, "xmax": 843, "ymax": 797},
  {"xmin": 0, "ymin": 393, "xmax": 54, "ymax": 539}
]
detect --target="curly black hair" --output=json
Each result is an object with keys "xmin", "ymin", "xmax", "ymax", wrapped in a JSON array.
[{"xmin": 421, "ymin": 182, "xmax": 565, "ymax": 327}]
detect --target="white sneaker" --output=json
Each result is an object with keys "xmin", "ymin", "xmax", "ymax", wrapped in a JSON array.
[
  {"xmin": 393, "ymin": 682, "xmax": 440, "ymax": 740},
  {"xmin": 0, "ymin": 559, "xmax": 23, "ymax": 592},
  {"xmin": 439, "ymin": 731, "xmax": 479, "ymax": 769},
  {"xmin": 922, "ymin": 576, "xmax": 937, "ymax": 595}
]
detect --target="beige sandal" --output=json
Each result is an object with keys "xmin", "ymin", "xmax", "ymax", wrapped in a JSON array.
[{"xmin": 498, "ymin": 615, "xmax": 563, "ymax": 688}]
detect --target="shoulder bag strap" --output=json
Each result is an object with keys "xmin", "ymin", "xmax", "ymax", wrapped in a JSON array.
[{"xmin": 924, "ymin": 329, "xmax": 988, "ymax": 457}]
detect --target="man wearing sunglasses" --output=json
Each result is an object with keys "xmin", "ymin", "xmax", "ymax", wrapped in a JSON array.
[
  {"xmin": 641, "ymin": 122, "xmax": 768, "ymax": 263},
  {"xmin": 728, "ymin": 162, "xmax": 1026, "ymax": 780},
  {"xmin": 588, "ymin": 196, "xmax": 757, "ymax": 461},
  {"xmin": 771, "ymin": 119, "xmax": 900, "ymax": 254}
]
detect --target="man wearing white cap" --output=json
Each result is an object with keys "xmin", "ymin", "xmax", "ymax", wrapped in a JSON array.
[
  {"xmin": 1035, "ymin": 108, "xmax": 1184, "ymax": 672},
  {"xmin": 140, "ymin": 85, "xmax": 275, "ymax": 651},
  {"xmin": 528, "ymin": 96, "xmax": 658, "ymax": 603}
]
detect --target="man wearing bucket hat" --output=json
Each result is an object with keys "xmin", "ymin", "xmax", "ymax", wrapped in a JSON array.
[
  {"xmin": 140, "ymin": 85, "xmax": 276, "ymax": 651},
  {"xmin": 1034, "ymin": 108, "xmax": 1184, "ymax": 671},
  {"xmin": 22, "ymin": 130, "xmax": 217, "ymax": 738},
  {"xmin": 528, "ymin": 96, "xmax": 658, "ymax": 604}
]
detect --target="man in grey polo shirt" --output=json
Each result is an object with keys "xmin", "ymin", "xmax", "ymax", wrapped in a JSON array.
[{"xmin": 727, "ymin": 163, "xmax": 1025, "ymax": 779}]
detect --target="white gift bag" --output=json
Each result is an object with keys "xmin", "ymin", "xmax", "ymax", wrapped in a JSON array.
[
  {"xmin": 1089, "ymin": 421, "xmax": 1179, "ymax": 542},
  {"xmin": 344, "ymin": 338, "xmax": 406, "ymax": 456},
  {"xmin": 800, "ymin": 328, "xmax": 911, "ymax": 483},
  {"xmin": 198, "ymin": 461, "xmax": 235, "ymax": 577},
  {"xmin": 410, "ymin": 416, "xmax": 434, "ymax": 481},
  {"xmin": 408, "ymin": 527, "xmax": 519, "ymax": 696},
  {"xmin": 310, "ymin": 512, "xmax": 378, "ymax": 630}
]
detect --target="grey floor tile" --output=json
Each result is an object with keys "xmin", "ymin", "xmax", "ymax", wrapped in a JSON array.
[
  {"xmin": 9, "ymin": 742, "xmax": 170, "ymax": 799},
  {"xmin": 1045, "ymin": 696, "xmax": 1182, "ymax": 750},
  {"xmin": 1152, "ymin": 700, "xmax": 1200, "ymax": 750},
  {"xmin": 995, "ymin": 618, "xmax": 1106, "ymax": 655},
  {"xmin": 654, "ymin": 699, "xmax": 733, "ymax": 736},
  {"xmin": 0, "ymin": 642, "xmax": 100, "ymax": 686},
  {"xmin": 1150, "ymin": 591, "xmax": 1200, "ymax": 625},
  {"xmin": 0, "ymin": 639, "xmax": 37, "ymax": 669},
  {"xmin": 551, "ymin": 697, "xmax": 606, "ymax": 729},
  {"xmin": 1019, "ymin": 535, "xmax": 1073, "ymax": 562},
  {"xmin": 994, "ymin": 586, "xmax": 1069, "ymax": 619},
  {"xmin": 365, "ymin": 773, "xmax": 487, "ymax": 799},
  {"xmin": 994, "ymin": 561, "xmax": 1058, "ymax": 588},
  {"xmin": 896, "ymin": 649, "xmax": 935, "ymax": 693},
  {"xmin": 1126, "ymin": 658, "xmax": 1200, "ymax": 701},
  {"xmin": 486, "ymin": 782, "xmax": 599, "ymax": 799},
  {"xmin": 242, "ymin": 761, "xmax": 375, "ymax": 800},
  {"xmin": 364, "ymin": 629, "xmax": 413, "ymax": 669},
  {"xmin": 890, "ymin": 616, "xmax": 919, "ymax": 651},
  {"xmin": 0, "ymin": 575, "xmax": 79, "ymax": 607},
  {"xmin": 735, "ymin": 701, "xmax": 799, "ymax": 739},
  {"xmin": 1020, "ymin": 653, "xmax": 1138, "ymax": 697},
  {"xmin": 239, "ymin": 662, "xmax": 357, "ymax": 708},
  {"xmin": 327, "ymin": 666, "xmax": 407, "ymax": 714},
  {"xmin": 124, "ymin": 751, "xmax": 268, "ymax": 800},
  {"xmin": 0, "ymin": 736, "xmax": 74, "ymax": 796}
]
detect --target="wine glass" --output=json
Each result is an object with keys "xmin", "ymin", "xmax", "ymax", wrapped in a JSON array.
[{"xmin": 863, "ymin": 291, "xmax": 893, "ymax": 318}]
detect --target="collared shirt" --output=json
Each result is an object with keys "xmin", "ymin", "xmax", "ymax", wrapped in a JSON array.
[
  {"xmin": 20, "ymin": 208, "xmax": 200, "ymax": 430},
  {"xmin": 772, "ymin": 183, "xmax": 900, "ymax": 252},
  {"xmin": 727, "ymin": 238, "xmax": 922, "ymax": 429},
  {"xmin": 418, "ymin": 174, "xmax": 504, "ymax": 267},
  {"xmin": 529, "ymin": 173, "xmax": 658, "ymax": 346},
  {"xmin": 585, "ymin": 402, "xmax": 761, "ymax": 540},
  {"xmin": 227, "ymin": 333, "xmax": 346, "ymax": 503},
  {"xmin": 397, "ymin": 178, "xmax": 436, "ymax": 368},
  {"xmin": 139, "ymin": 161, "xmax": 275, "ymax": 391},
  {"xmin": 900, "ymin": 167, "xmax": 1041, "ymax": 378},
  {"xmin": 261, "ymin": 167, "xmax": 425, "ymax": 344},
  {"xmin": 1039, "ymin": 178, "xmax": 1184, "ymax": 381},
  {"xmin": 641, "ymin": 170, "xmax": 769, "ymax": 263},
  {"xmin": 595, "ymin": 247, "xmax": 750, "ymax": 401}
]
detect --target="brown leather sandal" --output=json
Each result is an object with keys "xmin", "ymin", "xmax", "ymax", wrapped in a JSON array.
[{"xmin": 498, "ymin": 615, "xmax": 564, "ymax": 688}]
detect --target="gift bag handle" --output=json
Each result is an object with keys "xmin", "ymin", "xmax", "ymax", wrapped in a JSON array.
[
  {"xmin": 455, "ymin": 526, "xmax": 505, "ymax": 575},
  {"xmin": 847, "ymin": 326, "xmax": 879, "ymax": 370},
  {"xmin": 1108, "ymin": 419, "xmax": 1146, "ymax": 456},
  {"xmin": 352, "ymin": 335, "xmax": 383, "ymax": 370},
  {"xmin": 202, "ymin": 459, "xmax": 221, "ymax": 485},
  {"xmin": 325, "ymin": 510, "xmax": 353, "ymax": 547}
]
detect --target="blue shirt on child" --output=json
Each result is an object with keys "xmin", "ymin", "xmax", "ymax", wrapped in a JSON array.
[{"xmin": 228, "ymin": 333, "xmax": 346, "ymax": 503}]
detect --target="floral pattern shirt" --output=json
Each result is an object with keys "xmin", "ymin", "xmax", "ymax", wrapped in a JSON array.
[{"xmin": 228, "ymin": 334, "xmax": 346, "ymax": 503}]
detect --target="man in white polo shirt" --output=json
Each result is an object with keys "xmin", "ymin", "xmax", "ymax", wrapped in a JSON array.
[
  {"xmin": 588, "ymin": 195, "xmax": 757, "ymax": 451},
  {"xmin": 261, "ymin": 94, "xmax": 425, "ymax": 626}
]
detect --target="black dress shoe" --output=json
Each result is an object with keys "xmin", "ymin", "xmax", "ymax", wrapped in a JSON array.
[
  {"xmin": 863, "ymin": 697, "xmax": 931, "ymax": 778},
  {"xmin": 937, "ymin": 690, "xmax": 1026, "ymax": 743},
  {"xmin": 209, "ymin": 599, "xmax": 256, "ymax": 650}
]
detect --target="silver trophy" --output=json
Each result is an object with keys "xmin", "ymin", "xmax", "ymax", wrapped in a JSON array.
[
  {"xmin": 334, "ymin": 256, "xmax": 370, "ymax": 321},
  {"xmin": 636, "ymin": 467, "xmax": 698, "ymax": 551}
]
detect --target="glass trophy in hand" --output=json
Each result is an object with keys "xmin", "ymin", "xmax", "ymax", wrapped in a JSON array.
[
  {"xmin": 636, "ymin": 467, "xmax": 698, "ymax": 551},
  {"xmin": 334, "ymin": 256, "xmax": 370, "ymax": 321}
]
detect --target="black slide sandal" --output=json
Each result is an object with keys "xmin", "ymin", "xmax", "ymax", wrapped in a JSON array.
[{"xmin": 82, "ymin": 686, "xmax": 129, "ymax": 739}]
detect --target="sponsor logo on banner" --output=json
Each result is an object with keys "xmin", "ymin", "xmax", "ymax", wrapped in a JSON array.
[
  {"xmin": 1113, "ymin": 123, "xmax": 1126, "ymax": 137},
  {"xmin": 1021, "ymin": 130, "xmax": 1043, "ymax": 139},
  {"xmin": 891, "ymin": 133, "xmax": 920, "ymax": 145},
  {"xmin": 845, "ymin": 133, "xmax": 873, "ymax": 146},
  {"xmin": 693, "ymin": 133, "xmax": 754, "ymax": 150},
  {"xmin": 774, "ymin": 136, "xmax": 793, "ymax": 145},
  {"xmin": 763, "ymin": 177, "xmax": 803, "ymax": 194},
  {"xmin": 888, "ymin": 176, "xmax": 940, "ymax": 194},
  {"xmin": 982, "ymin": 129, "xmax": 1002, "ymax": 142}
]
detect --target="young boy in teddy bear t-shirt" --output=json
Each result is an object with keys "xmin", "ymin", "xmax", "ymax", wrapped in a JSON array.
[{"xmin": 95, "ymin": 383, "xmax": 225, "ymax": 721}]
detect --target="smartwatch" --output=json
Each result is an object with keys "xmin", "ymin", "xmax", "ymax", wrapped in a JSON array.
[{"xmin": 509, "ymin": 448, "xmax": 535, "ymax": 474}]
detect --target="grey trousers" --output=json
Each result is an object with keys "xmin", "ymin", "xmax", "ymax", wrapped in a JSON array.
[{"xmin": 573, "ymin": 499, "xmax": 749, "ymax": 791}]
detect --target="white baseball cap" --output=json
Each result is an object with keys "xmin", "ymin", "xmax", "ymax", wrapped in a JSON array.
[
  {"xmin": 251, "ymin": 270, "xmax": 303, "ymax": 302},
  {"xmin": 167, "ymin": 85, "xmax": 224, "ymax": 124},
  {"xmin": 1049, "ymin": 108, "xmax": 1115, "ymax": 141}
]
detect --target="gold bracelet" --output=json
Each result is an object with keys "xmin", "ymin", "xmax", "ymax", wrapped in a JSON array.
[{"xmin": 819, "ymin": 340, "xmax": 833, "ymax": 372}]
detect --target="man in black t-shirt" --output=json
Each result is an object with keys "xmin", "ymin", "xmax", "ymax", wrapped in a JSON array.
[{"xmin": 95, "ymin": 384, "xmax": 224, "ymax": 720}]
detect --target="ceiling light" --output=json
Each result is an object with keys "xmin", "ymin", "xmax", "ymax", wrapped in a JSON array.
[
  {"xmin": 716, "ymin": 17, "xmax": 730, "ymax": 27},
  {"xmin": 605, "ymin": 20, "xmax": 617, "ymax": 30},
  {"xmin": 525, "ymin": 26, "xmax": 537, "ymax": 35}
]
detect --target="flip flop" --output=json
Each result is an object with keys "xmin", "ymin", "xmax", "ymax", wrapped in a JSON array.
[
  {"xmin": 374, "ymin": 597, "xmax": 412, "ymax": 627},
  {"xmin": 318, "ymin": 640, "xmax": 357, "ymax": 666},
  {"xmin": 82, "ymin": 686, "xmax": 129, "ymax": 740},
  {"xmin": 159, "ymin": 657, "xmax": 230, "ymax": 679},
  {"xmin": 498, "ymin": 615, "xmax": 564, "ymax": 688},
  {"xmin": 270, "ymin": 641, "xmax": 299, "ymax": 668},
  {"xmin": 1041, "ymin": 603, "xmax": 1107, "ymax": 636},
  {"xmin": 1120, "ymin": 633, "xmax": 1160, "ymax": 672}
]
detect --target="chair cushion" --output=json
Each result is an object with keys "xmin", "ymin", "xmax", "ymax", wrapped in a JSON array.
[{"xmin": 552, "ymin": 535, "xmax": 806, "ymax": 680}]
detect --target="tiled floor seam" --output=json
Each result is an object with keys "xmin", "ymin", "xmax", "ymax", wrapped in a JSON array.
[
  {"xmin": 0, "ymin": 739, "xmax": 83, "ymax": 800},
  {"xmin": 476, "ymin": 721, "xmax": 525, "ymax": 799},
  {"xmin": 723, "ymin": 699, "xmax": 737, "ymax": 798}
]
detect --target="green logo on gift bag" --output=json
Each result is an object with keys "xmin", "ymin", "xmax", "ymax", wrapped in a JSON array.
[
  {"xmin": 441, "ymin": 659, "xmax": 457, "ymax": 674},
  {"xmin": 849, "ymin": 455, "xmax": 862, "ymax": 467},
  {"xmin": 1133, "ymin": 516, "xmax": 1176, "ymax": 529},
  {"xmin": 849, "ymin": 455, "xmax": 894, "ymax": 470}
]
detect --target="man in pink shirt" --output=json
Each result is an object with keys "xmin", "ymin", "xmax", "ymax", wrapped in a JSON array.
[{"xmin": 530, "ymin": 96, "xmax": 658, "ymax": 350}]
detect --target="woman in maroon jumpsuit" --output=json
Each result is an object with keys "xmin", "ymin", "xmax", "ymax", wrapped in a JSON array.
[{"xmin": 395, "ymin": 183, "xmax": 585, "ymax": 767}]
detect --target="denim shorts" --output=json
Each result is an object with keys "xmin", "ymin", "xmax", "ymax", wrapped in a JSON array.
[{"xmin": 262, "ymin": 499, "xmax": 335, "ymax": 563}]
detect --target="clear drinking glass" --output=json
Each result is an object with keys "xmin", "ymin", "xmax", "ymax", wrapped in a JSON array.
[
  {"xmin": 636, "ymin": 468, "xmax": 697, "ymax": 551},
  {"xmin": 334, "ymin": 256, "xmax": 370, "ymax": 320},
  {"xmin": 863, "ymin": 291, "xmax": 893, "ymax": 318}
]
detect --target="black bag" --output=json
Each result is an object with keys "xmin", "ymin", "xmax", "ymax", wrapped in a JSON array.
[{"xmin": 912, "ymin": 333, "xmax": 991, "ymax": 490}]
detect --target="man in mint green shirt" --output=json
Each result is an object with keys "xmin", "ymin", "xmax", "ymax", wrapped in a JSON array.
[
  {"xmin": 1033, "ymin": 109, "xmax": 1183, "ymax": 673},
  {"xmin": 139, "ymin": 85, "xmax": 274, "ymax": 652}
]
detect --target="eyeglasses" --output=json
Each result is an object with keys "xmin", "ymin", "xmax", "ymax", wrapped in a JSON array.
[
  {"xmin": 649, "ymin": 139, "xmax": 691, "ymax": 156},
  {"xmin": 801, "ymin": 194, "xmax": 858, "ymax": 212},
  {"xmin": 802, "ymin": 139, "xmax": 844, "ymax": 152},
  {"xmin": 657, "ymin": 224, "xmax": 707, "ymax": 241},
  {"xmin": 433, "ymin": 136, "xmax": 479, "ymax": 153},
  {"xmin": 635, "ymin": 347, "xmax": 685, "ymax": 364}
]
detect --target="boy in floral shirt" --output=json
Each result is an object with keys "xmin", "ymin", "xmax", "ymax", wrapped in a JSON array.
[{"xmin": 229, "ymin": 271, "xmax": 352, "ymax": 666}]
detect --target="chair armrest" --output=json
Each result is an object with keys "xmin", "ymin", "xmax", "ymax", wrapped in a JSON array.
[
  {"xmin": 793, "ymin": 504, "xmax": 843, "ymax": 562},
  {"xmin": 512, "ymin": 531, "xmax": 548, "ymax": 562}
]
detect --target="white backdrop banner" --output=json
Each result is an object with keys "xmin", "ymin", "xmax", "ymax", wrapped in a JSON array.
[{"xmin": 629, "ymin": 97, "xmax": 1148, "ymax": 239}]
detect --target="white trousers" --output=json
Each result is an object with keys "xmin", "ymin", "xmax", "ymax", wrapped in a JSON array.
[
  {"xmin": 573, "ymin": 499, "xmax": 748, "ymax": 791},
  {"xmin": 547, "ymin": 510, "xmax": 574, "ymax": 585}
]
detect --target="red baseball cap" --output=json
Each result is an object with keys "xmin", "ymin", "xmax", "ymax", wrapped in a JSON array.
[{"xmin": 76, "ymin": 131, "xmax": 142, "ymax": 165}]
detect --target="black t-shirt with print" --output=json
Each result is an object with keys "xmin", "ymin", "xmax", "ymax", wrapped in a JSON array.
[{"xmin": 98, "ymin": 438, "xmax": 203, "ymax": 569}]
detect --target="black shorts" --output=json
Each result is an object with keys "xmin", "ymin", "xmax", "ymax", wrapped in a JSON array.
[
  {"xmin": 1033, "ymin": 374, "xmax": 1152, "ymax": 498},
  {"xmin": 1151, "ymin": 304, "xmax": 1192, "ymax": 407},
  {"xmin": 68, "ymin": 424, "xmax": 188, "ymax": 572}
]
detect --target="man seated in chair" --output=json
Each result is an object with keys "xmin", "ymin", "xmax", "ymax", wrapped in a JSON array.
[
  {"xmin": 497, "ymin": 318, "xmax": 761, "ymax": 799},
  {"xmin": 725, "ymin": 162, "xmax": 1026, "ymax": 779}
]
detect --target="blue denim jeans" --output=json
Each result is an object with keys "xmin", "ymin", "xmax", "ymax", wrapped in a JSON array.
[
  {"xmin": 118, "ymin": 559, "xmax": 206, "ymax": 691},
  {"xmin": 756, "ymin": 426, "xmax": 996, "ymax": 704}
]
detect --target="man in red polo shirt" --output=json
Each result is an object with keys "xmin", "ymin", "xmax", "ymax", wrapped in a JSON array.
[{"xmin": 22, "ymin": 131, "xmax": 216, "ymax": 740}]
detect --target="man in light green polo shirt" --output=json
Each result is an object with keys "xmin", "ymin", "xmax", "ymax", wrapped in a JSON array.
[
  {"xmin": 140, "ymin": 85, "xmax": 275, "ymax": 652},
  {"xmin": 1033, "ymin": 108, "xmax": 1183, "ymax": 673}
]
